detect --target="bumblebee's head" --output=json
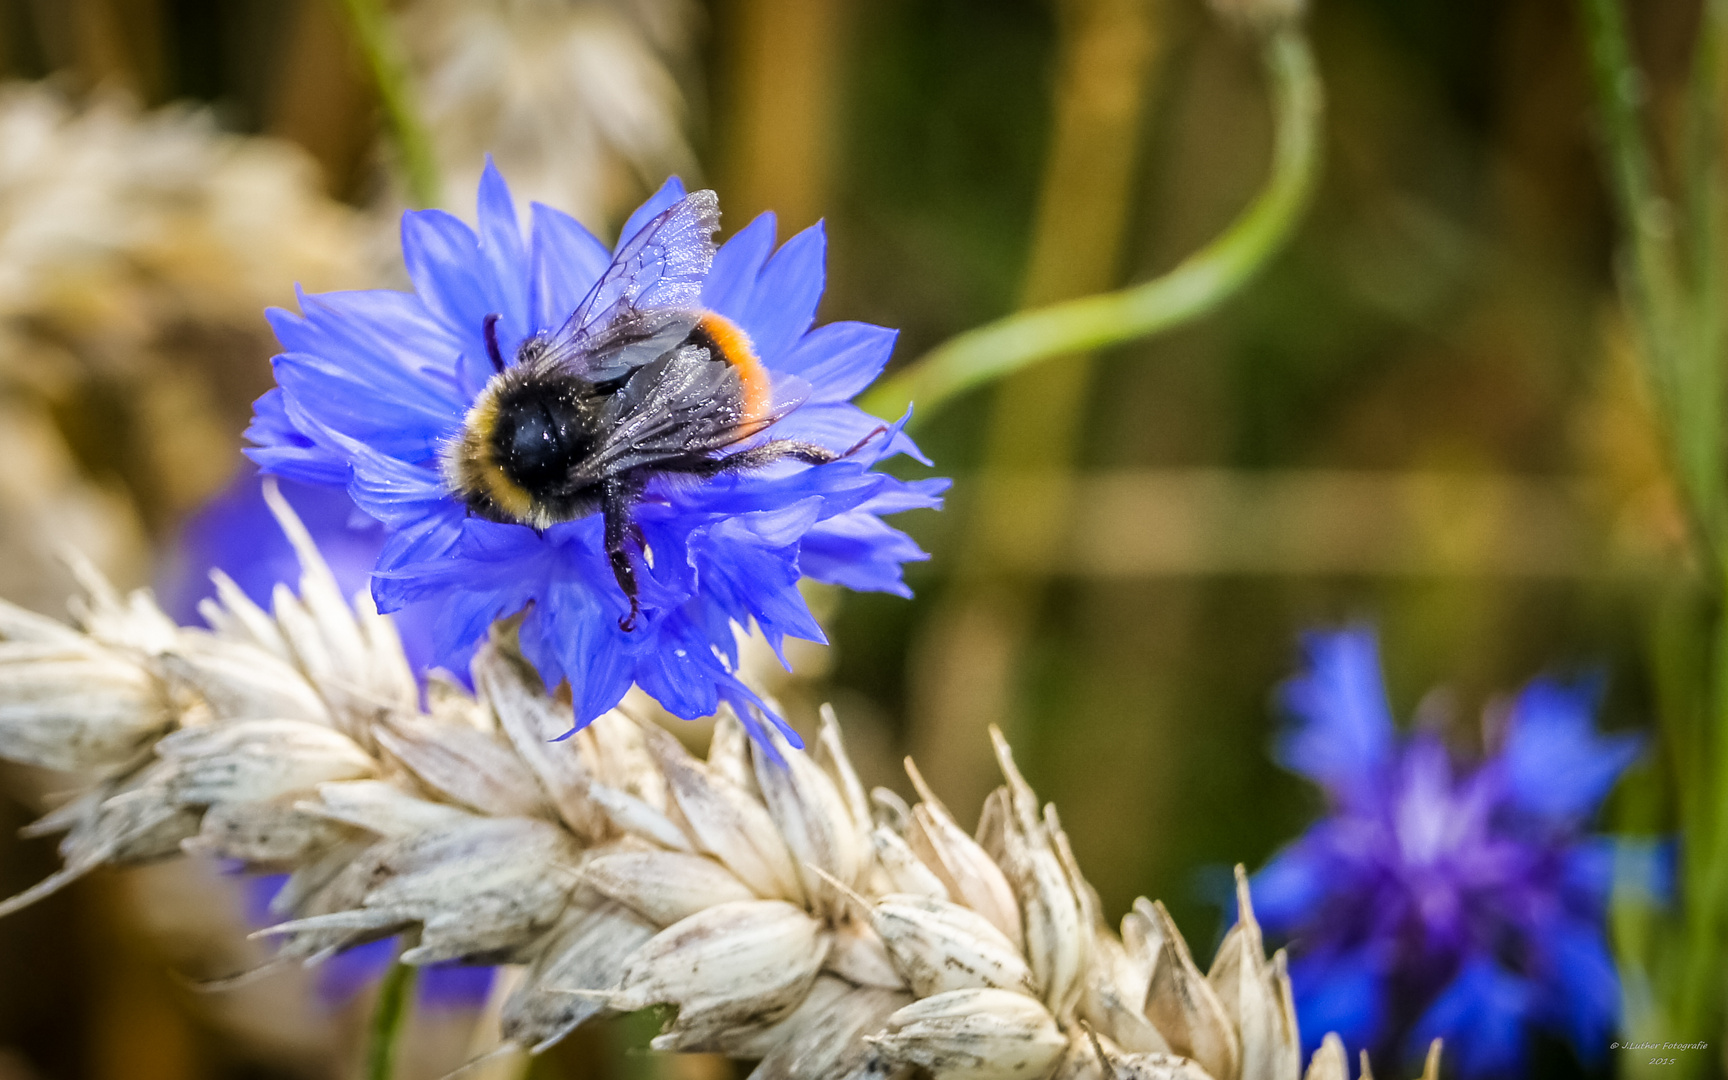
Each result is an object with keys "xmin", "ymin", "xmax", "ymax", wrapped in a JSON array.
[{"xmin": 444, "ymin": 371, "xmax": 602, "ymax": 529}]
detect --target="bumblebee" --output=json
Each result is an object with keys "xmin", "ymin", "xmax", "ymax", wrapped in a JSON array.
[{"xmin": 442, "ymin": 190, "xmax": 856, "ymax": 631}]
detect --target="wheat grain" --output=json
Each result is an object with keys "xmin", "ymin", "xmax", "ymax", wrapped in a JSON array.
[{"xmin": 0, "ymin": 490, "xmax": 1439, "ymax": 1080}]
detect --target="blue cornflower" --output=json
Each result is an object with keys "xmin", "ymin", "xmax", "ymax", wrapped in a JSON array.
[
  {"xmin": 245, "ymin": 163, "xmax": 945, "ymax": 744},
  {"xmin": 1252, "ymin": 627, "xmax": 1643, "ymax": 1079}
]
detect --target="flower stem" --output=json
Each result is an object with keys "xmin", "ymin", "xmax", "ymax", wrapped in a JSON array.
[
  {"xmin": 1579, "ymin": 0, "xmax": 1718, "ymax": 561},
  {"xmin": 858, "ymin": 24, "xmax": 1323, "ymax": 427},
  {"xmin": 334, "ymin": 0, "xmax": 442, "ymax": 209},
  {"xmin": 1689, "ymin": 2, "xmax": 1728, "ymax": 1047},
  {"xmin": 1679, "ymin": 0, "xmax": 1728, "ymax": 552},
  {"xmin": 1582, "ymin": 0, "xmax": 1728, "ymax": 1070},
  {"xmin": 366, "ymin": 956, "xmax": 419, "ymax": 1080}
]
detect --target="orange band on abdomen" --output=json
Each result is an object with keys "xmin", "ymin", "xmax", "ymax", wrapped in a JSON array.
[{"xmin": 698, "ymin": 312, "xmax": 771, "ymax": 422}]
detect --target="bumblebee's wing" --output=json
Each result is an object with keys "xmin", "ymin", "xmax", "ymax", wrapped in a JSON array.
[
  {"xmin": 529, "ymin": 190, "xmax": 720, "ymax": 381},
  {"xmin": 565, "ymin": 348, "xmax": 811, "ymax": 485},
  {"xmin": 559, "ymin": 307, "xmax": 699, "ymax": 386}
]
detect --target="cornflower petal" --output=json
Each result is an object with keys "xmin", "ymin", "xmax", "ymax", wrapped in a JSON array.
[
  {"xmin": 272, "ymin": 352, "xmax": 454, "ymax": 462},
  {"xmin": 1287, "ymin": 951, "xmax": 1384, "ymax": 1061},
  {"xmin": 1499, "ymin": 677, "xmax": 1641, "ymax": 823},
  {"xmin": 1276, "ymin": 627, "xmax": 1396, "ymax": 804},
  {"xmin": 272, "ymin": 288, "xmax": 467, "ymax": 391},
  {"xmin": 1408, "ymin": 960, "xmax": 1532, "ymax": 1079},
  {"xmin": 1247, "ymin": 843, "xmax": 1333, "ymax": 932},
  {"xmin": 245, "ymin": 389, "xmax": 346, "ymax": 486},
  {"xmin": 1538, "ymin": 917, "xmax": 1619, "ymax": 1058},
  {"xmin": 528, "ymin": 202, "xmax": 611, "ymax": 331},
  {"xmin": 800, "ymin": 510, "xmax": 930, "ymax": 597},
  {"xmin": 285, "ymin": 409, "xmax": 449, "ymax": 526},
  {"xmin": 402, "ymin": 210, "xmax": 500, "ymax": 347},
  {"xmin": 778, "ymin": 322, "xmax": 900, "ymax": 403},
  {"xmin": 734, "ymin": 223, "xmax": 826, "ymax": 364},
  {"xmin": 702, "ymin": 212, "xmax": 777, "ymax": 316},
  {"xmin": 475, "ymin": 159, "xmax": 531, "ymax": 343}
]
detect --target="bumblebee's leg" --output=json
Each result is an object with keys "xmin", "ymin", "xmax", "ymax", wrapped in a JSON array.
[
  {"xmin": 842, "ymin": 425, "xmax": 889, "ymax": 456},
  {"xmin": 602, "ymin": 478, "xmax": 643, "ymax": 631},
  {"xmin": 483, "ymin": 313, "xmax": 506, "ymax": 374},
  {"xmin": 690, "ymin": 439, "xmax": 842, "ymax": 478}
]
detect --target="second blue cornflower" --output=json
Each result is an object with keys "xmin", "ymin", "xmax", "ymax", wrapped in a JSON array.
[{"xmin": 1253, "ymin": 628, "xmax": 1645, "ymax": 1078}]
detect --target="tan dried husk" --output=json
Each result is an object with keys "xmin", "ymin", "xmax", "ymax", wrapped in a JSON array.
[
  {"xmin": 0, "ymin": 490, "xmax": 1440, "ymax": 1080},
  {"xmin": 0, "ymin": 82, "xmax": 370, "ymax": 613},
  {"xmin": 397, "ymin": 0, "xmax": 695, "ymax": 225}
]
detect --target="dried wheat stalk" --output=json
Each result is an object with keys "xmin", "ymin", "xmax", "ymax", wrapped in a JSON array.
[{"xmin": 0, "ymin": 491, "xmax": 1436, "ymax": 1080}]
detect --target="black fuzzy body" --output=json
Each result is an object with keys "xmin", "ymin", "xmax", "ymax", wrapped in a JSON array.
[{"xmin": 483, "ymin": 371, "xmax": 609, "ymax": 524}]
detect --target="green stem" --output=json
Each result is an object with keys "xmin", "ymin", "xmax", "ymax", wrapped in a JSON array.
[
  {"xmin": 335, "ymin": 0, "xmax": 442, "ymax": 209},
  {"xmin": 366, "ymin": 957, "xmax": 419, "ymax": 1080},
  {"xmin": 1577, "ymin": 0, "xmax": 1680, "ymax": 355},
  {"xmin": 858, "ymin": 25, "xmax": 1323, "ymax": 426},
  {"xmin": 1680, "ymin": 9, "xmax": 1728, "ymax": 1060},
  {"xmin": 1583, "ymin": 0, "xmax": 1728, "ymax": 1067},
  {"xmin": 1577, "ymin": 0, "xmax": 1709, "ymax": 551},
  {"xmin": 1681, "ymin": 0, "xmax": 1728, "ymax": 570},
  {"xmin": 1679, "ymin": 596, "xmax": 1728, "ymax": 1062}
]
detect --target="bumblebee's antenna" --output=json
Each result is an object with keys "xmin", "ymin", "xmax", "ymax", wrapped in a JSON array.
[{"xmin": 483, "ymin": 313, "xmax": 506, "ymax": 374}]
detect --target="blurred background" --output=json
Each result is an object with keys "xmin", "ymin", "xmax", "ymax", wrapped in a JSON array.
[{"xmin": 0, "ymin": 0, "xmax": 1694, "ymax": 1077}]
